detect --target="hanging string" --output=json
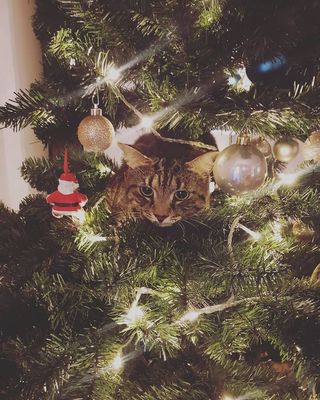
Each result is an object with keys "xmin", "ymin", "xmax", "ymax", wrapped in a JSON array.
[{"xmin": 63, "ymin": 146, "xmax": 69, "ymax": 174}]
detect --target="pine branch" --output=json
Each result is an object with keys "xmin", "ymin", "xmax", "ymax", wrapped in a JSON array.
[{"xmin": 0, "ymin": 86, "xmax": 56, "ymax": 131}]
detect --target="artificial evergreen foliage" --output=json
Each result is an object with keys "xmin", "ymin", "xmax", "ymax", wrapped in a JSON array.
[{"xmin": 1, "ymin": 1, "xmax": 320, "ymax": 399}]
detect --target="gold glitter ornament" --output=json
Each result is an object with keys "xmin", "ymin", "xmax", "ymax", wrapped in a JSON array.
[
  {"xmin": 273, "ymin": 137, "xmax": 299, "ymax": 162},
  {"xmin": 77, "ymin": 104, "xmax": 114, "ymax": 152},
  {"xmin": 303, "ymin": 130, "xmax": 320, "ymax": 162},
  {"xmin": 213, "ymin": 135, "xmax": 267, "ymax": 195}
]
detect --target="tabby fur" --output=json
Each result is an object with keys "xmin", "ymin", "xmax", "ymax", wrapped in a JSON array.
[{"xmin": 105, "ymin": 134, "xmax": 218, "ymax": 227}]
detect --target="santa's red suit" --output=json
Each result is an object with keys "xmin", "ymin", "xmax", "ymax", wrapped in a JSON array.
[{"xmin": 46, "ymin": 168, "xmax": 88, "ymax": 218}]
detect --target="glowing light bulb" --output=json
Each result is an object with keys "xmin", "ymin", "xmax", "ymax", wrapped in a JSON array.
[
  {"xmin": 73, "ymin": 209, "xmax": 86, "ymax": 224},
  {"xmin": 140, "ymin": 116, "xmax": 154, "ymax": 129},
  {"xmin": 106, "ymin": 66, "xmax": 121, "ymax": 82},
  {"xmin": 111, "ymin": 354, "xmax": 123, "ymax": 371},
  {"xmin": 250, "ymin": 231, "xmax": 262, "ymax": 241},
  {"xmin": 234, "ymin": 67, "xmax": 252, "ymax": 92},
  {"xmin": 222, "ymin": 394, "xmax": 234, "ymax": 400},
  {"xmin": 272, "ymin": 221, "xmax": 282, "ymax": 241},
  {"xmin": 86, "ymin": 233, "xmax": 107, "ymax": 243},
  {"xmin": 180, "ymin": 310, "xmax": 200, "ymax": 322},
  {"xmin": 228, "ymin": 76, "xmax": 237, "ymax": 85},
  {"xmin": 125, "ymin": 305, "xmax": 144, "ymax": 324},
  {"xmin": 238, "ymin": 223, "xmax": 262, "ymax": 241}
]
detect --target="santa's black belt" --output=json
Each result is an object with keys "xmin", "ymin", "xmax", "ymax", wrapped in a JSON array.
[{"xmin": 53, "ymin": 202, "xmax": 80, "ymax": 207}]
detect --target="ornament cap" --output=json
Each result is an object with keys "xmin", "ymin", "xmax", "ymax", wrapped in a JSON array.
[
  {"xmin": 91, "ymin": 104, "xmax": 103, "ymax": 116},
  {"xmin": 236, "ymin": 134, "xmax": 251, "ymax": 145}
]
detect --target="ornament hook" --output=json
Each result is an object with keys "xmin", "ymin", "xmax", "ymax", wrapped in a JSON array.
[
  {"xmin": 236, "ymin": 132, "xmax": 250, "ymax": 145},
  {"xmin": 90, "ymin": 89, "xmax": 102, "ymax": 115},
  {"xmin": 92, "ymin": 88, "xmax": 100, "ymax": 107}
]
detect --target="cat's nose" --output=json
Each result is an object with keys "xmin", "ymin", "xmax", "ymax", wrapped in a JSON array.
[{"xmin": 155, "ymin": 214, "xmax": 168, "ymax": 223}]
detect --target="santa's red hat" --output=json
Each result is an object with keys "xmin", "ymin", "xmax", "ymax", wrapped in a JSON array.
[
  {"xmin": 59, "ymin": 172, "xmax": 78, "ymax": 182},
  {"xmin": 59, "ymin": 148, "xmax": 78, "ymax": 183}
]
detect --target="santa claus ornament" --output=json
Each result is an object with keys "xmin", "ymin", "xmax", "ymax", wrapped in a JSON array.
[{"xmin": 46, "ymin": 148, "xmax": 88, "ymax": 220}]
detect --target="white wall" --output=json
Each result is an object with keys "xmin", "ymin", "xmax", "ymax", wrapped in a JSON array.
[{"xmin": 0, "ymin": 0, "xmax": 47, "ymax": 210}]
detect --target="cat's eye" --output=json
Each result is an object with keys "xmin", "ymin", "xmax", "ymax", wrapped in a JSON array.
[
  {"xmin": 140, "ymin": 185, "xmax": 154, "ymax": 197},
  {"xmin": 175, "ymin": 190, "xmax": 189, "ymax": 201}
]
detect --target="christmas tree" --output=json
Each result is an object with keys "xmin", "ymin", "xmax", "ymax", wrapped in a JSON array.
[{"xmin": 1, "ymin": 1, "xmax": 320, "ymax": 399}]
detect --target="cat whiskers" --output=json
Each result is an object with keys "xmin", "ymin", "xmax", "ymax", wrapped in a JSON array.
[
  {"xmin": 109, "ymin": 210, "xmax": 142, "ymax": 223},
  {"xmin": 183, "ymin": 218, "xmax": 199, "ymax": 230},
  {"xmin": 177, "ymin": 220, "xmax": 186, "ymax": 237},
  {"xmin": 184, "ymin": 216, "xmax": 213, "ymax": 231}
]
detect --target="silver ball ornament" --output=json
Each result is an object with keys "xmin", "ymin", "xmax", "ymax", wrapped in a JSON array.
[
  {"xmin": 273, "ymin": 137, "xmax": 299, "ymax": 162},
  {"xmin": 213, "ymin": 139, "xmax": 267, "ymax": 195}
]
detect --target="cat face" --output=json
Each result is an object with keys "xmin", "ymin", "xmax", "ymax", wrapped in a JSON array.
[{"xmin": 119, "ymin": 143, "xmax": 216, "ymax": 227}]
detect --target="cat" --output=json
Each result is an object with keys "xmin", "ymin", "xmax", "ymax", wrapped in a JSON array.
[{"xmin": 105, "ymin": 134, "xmax": 218, "ymax": 227}]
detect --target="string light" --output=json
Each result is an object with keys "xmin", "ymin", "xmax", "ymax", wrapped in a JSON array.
[
  {"xmin": 277, "ymin": 172, "xmax": 300, "ymax": 186},
  {"xmin": 124, "ymin": 305, "xmax": 144, "ymax": 324},
  {"xmin": 274, "ymin": 165, "xmax": 316, "ymax": 190},
  {"xmin": 179, "ymin": 310, "xmax": 201, "ymax": 323},
  {"xmin": 73, "ymin": 209, "xmax": 86, "ymax": 224},
  {"xmin": 106, "ymin": 294, "xmax": 260, "ymax": 379},
  {"xmin": 178, "ymin": 296, "xmax": 260, "ymax": 325},
  {"xmin": 118, "ymin": 287, "xmax": 158, "ymax": 326},
  {"xmin": 227, "ymin": 67, "xmax": 252, "ymax": 92},
  {"xmin": 105, "ymin": 66, "xmax": 121, "ymax": 83},
  {"xmin": 111, "ymin": 354, "xmax": 123, "ymax": 371},
  {"xmin": 106, "ymin": 350, "xmax": 142, "ymax": 374},
  {"xmin": 237, "ymin": 67, "xmax": 252, "ymax": 91},
  {"xmin": 86, "ymin": 233, "xmax": 107, "ymax": 243},
  {"xmin": 238, "ymin": 223, "xmax": 262, "ymax": 241},
  {"xmin": 272, "ymin": 220, "xmax": 282, "ymax": 241},
  {"xmin": 228, "ymin": 76, "xmax": 238, "ymax": 85}
]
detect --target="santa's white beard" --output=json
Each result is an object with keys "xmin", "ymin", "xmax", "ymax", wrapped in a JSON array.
[{"xmin": 58, "ymin": 180, "xmax": 78, "ymax": 194}]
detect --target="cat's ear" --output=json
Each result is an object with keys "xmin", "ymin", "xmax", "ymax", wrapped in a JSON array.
[
  {"xmin": 118, "ymin": 143, "xmax": 153, "ymax": 169},
  {"xmin": 185, "ymin": 151, "xmax": 218, "ymax": 175}
]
